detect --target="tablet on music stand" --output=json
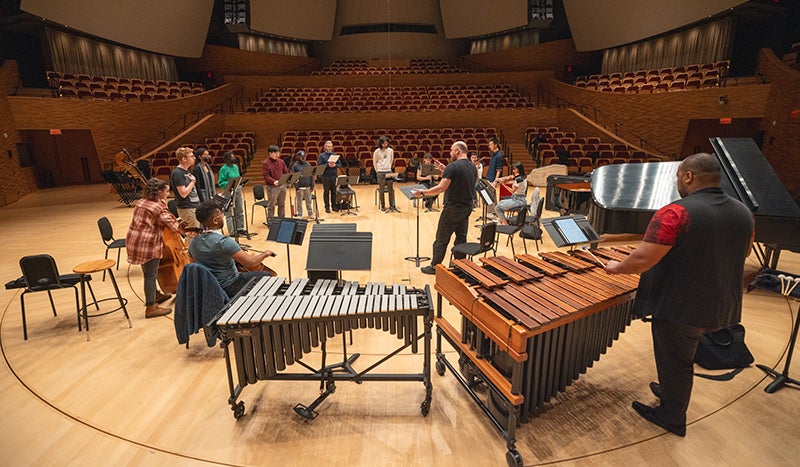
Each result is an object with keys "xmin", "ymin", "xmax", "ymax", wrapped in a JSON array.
[{"xmin": 399, "ymin": 184, "xmax": 428, "ymax": 200}]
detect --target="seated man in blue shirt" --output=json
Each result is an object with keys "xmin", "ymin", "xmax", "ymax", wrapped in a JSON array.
[{"xmin": 188, "ymin": 200, "xmax": 276, "ymax": 297}]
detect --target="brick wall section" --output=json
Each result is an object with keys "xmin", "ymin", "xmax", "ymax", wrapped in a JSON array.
[
  {"xmin": 756, "ymin": 49, "xmax": 800, "ymax": 195},
  {"xmin": 0, "ymin": 61, "xmax": 38, "ymax": 206},
  {"xmin": 8, "ymin": 84, "xmax": 242, "ymax": 170}
]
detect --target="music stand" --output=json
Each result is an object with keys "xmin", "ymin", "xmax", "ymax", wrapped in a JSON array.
[
  {"xmin": 217, "ymin": 177, "xmax": 250, "ymax": 244},
  {"xmin": 311, "ymin": 165, "xmax": 327, "ymax": 223},
  {"xmin": 280, "ymin": 172, "xmax": 301, "ymax": 217},
  {"xmin": 399, "ymin": 184, "xmax": 431, "ymax": 267},
  {"xmin": 475, "ymin": 178, "xmax": 495, "ymax": 224},
  {"xmin": 474, "ymin": 183, "xmax": 495, "ymax": 228},
  {"xmin": 541, "ymin": 214, "xmax": 600, "ymax": 249},
  {"xmin": 266, "ymin": 217, "xmax": 308, "ymax": 281}
]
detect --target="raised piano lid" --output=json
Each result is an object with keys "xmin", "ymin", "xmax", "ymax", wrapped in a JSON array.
[
  {"xmin": 588, "ymin": 161, "xmax": 681, "ymax": 234},
  {"xmin": 711, "ymin": 137, "xmax": 800, "ymax": 247}
]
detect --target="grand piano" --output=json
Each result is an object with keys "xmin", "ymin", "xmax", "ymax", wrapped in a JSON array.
[{"xmin": 586, "ymin": 138, "xmax": 800, "ymax": 268}]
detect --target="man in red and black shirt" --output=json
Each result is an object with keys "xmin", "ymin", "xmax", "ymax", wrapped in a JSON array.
[{"xmin": 606, "ymin": 152, "xmax": 754, "ymax": 437}]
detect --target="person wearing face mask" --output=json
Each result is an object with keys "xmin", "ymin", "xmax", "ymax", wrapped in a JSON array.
[
  {"xmin": 217, "ymin": 151, "xmax": 246, "ymax": 236},
  {"xmin": 192, "ymin": 147, "xmax": 216, "ymax": 203}
]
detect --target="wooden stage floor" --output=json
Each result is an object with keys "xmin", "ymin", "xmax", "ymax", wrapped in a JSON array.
[{"xmin": 1, "ymin": 183, "xmax": 798, "ymax": 466}]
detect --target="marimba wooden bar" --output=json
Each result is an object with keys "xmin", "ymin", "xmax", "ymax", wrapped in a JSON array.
[
  {"xmin": 433, "ymin": 247, "xmax": 638, "ymax": 466},
  {"xmin": 216, "ymin": 277, "xmax": 434, "ymax": 420}
]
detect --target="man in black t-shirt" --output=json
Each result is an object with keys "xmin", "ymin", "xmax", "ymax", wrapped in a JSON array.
[
  {"xmin": 413, "ymin": 141, "xmax": 477, "ymax": 274},
  {"xmin": 170, "ymin": 146, "xmax": 201, "ymax": 230}
]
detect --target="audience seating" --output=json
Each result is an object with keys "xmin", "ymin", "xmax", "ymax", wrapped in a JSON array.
[
  {"xmin": 311, "ymin": 58, "xmax": 465, "ymax": 75},
  {"xmin": 525, "ymin": 126, "xmax": 661, "ymax": 172},
  {"xmin": 47, "ymin": 71, "xmax": 204, "ymax": 100},
  {"xmin": 244, "ymin": 84, "xmax": 533, "ymax": 113},
  {"xmin": 574, "ymin": 60, "xmax": 730, "ymax": 94}
]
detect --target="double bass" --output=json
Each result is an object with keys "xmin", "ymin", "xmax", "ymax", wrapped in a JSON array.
[{"xmin": 157, "ymin": 226, "xmax": 193, "ymax": 295}]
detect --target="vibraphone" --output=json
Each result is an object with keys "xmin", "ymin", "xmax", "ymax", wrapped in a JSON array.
[
  {"xmin": 433, "ymin": 247, "xmax": 639, "ymax": 466},
  {"xmin": 215, "ymin": 276, "xmax": 434, "ymax": 420}
]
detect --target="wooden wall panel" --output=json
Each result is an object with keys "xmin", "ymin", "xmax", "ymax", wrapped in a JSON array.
[
  {"xmin": 462, "ymin": 39, "xmax": 602, "ymax": 79},
  {"xmin": 177, "ymin": 45, "xmax": 317, "ymax": 82},
  {"xmin": 538, "ymin": 79, "xmax": 772, "ymax": 159},
  {"xmin": 8, "ymin": 84, "xmax": 241, "ymax": 173},
  {"xmin": 0, "ymin": 61, "xmax": 38, "ymax": 206},
  {"xmin": 755, "ymin": 49, "xmax": 800, "ymax": 196}
]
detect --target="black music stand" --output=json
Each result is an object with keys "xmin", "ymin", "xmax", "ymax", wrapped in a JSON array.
[
  {"xmin": 541, "ymin": 214, "xmax": 600, "ymax": 249},
  {"xmin": 474, "ymin": 181, "xmax": 495, "ymax": 228},
  {"xmin": 281, "ymin": 172, "xmax": 301, "ymax": 217},
  {"xmin": 266, "ymin": 217, "xmax": 308, "ymax": 282},
  {"xmin": 400, "ymin": 184, "xmax": 432, "ymax": 267},
  {"xmin": 311, "ymin": 165, "xmax": 327, "ymax": 223},
  {"xmin": 217, "ymin": 177, "xmax": 252, "ymax": 245}
]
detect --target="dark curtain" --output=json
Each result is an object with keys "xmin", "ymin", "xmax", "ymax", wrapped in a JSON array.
[
  {"xmin": 602, "ymin": 18, "xmax": 732, "ymax": 73},
  {"xmin": 46, "ymin": 28, "xmax": 178, "ymax": 80}
]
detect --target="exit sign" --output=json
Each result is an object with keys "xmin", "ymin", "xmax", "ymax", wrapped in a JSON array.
[
  {"xmin": 49, "ymin": 129, "xmax": 62, "ymax": 135},
  {"xmin": 719, "ymin": 118, "xmax": 732, "ymax": 125}
]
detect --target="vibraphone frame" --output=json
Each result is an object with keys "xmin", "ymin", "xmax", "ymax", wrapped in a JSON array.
[
  {"xmin": 215, "ymin": 277, "xmax": 435, "ymax": 420},
  {"xmin": 433, "ymin": 252, "xmax": 637, "ymax": 467}
]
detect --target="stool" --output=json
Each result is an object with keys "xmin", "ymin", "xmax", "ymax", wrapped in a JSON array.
[{"xmin": 73, "ymin": 259, "xmax": 131, "ymax": 341}]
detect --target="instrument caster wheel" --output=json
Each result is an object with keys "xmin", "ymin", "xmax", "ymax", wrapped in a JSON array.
[
  {"xmin": 505, "ymin": 449, "xmax": 523, "ymax": 467},
  {"xmin": 233, "ymin": 401, "xmax": 245, "ymax": 420},
  {"xmin": 435, "ymin": 360, "xmax": 446, "ymax": 376},
  {"xmin": 420, "ymin": 399, "xmax": 431, "ymax": 417}
]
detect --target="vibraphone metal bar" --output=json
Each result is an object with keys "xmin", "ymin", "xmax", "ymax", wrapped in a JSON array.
[
  {"xmin": 215, "ymin": 277, "xmax": 434, "ymax": 420},
  {"xmin": 433, "ymin": 247, "xmax": 638, "ymax": 467}
]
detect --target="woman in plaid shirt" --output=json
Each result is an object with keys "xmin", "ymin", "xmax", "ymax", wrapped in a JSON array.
[{"xmin": 126, "ymin": 178, "xmax": 185, "ymax": 318}]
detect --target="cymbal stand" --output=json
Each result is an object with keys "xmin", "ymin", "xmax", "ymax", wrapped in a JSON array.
[{"xmin": 757, "ymin": 296, "xmax": 800, "ymax": 393}]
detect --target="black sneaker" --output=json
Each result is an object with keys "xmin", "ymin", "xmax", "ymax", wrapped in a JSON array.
[{"xmin": 420, "ymin": 265, "xmax": 436, "ymax": 275}]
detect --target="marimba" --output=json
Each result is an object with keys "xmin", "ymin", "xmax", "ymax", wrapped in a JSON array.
[
  {"xmin": 215, "ymin": 276, "xmax": 434, "ymax": 420},
  {"xmin": 433, "ymin": 247, "xmax": 638, "ymax": 466}
]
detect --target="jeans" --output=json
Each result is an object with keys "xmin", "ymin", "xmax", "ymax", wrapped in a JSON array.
[
  {"xmin": 295, "ymin": 187, "xmax": 313, "ymax": 216},
  {"xmin": 141, "ymin": 258, "xmax": 160, "ymax": 306}
]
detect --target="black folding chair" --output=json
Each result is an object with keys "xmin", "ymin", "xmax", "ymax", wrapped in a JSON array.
[
  {"xmin": 16, "ymin": 254, "xmax": 94, "ymax": 340},
  {"xmin": 97, "ymin": 216, "xmax": 126, "ymax": 280},
  {"xmin": 250, "ymin": 184, "xmax": 269, "ymax": 224},
  {"xmin": 450, "ymin": 222, "xmax": 497, "ymax": 265}
]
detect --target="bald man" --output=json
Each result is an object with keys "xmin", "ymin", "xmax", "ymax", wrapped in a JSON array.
[{"xmin": 606, "ymin": 153, "xmax": 754, "ymax": 437}]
